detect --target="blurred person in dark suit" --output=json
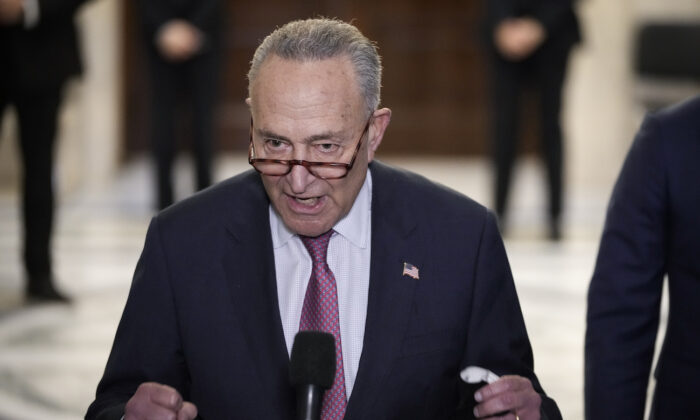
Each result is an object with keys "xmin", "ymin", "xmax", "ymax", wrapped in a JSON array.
[
  {"xmin": 585, "ymin": 96, "xmax": 700, "ymax": 419},
  {"xmin": 0, "ymin": 0, "xmax": 90, "ymax": 303},
  {"xmin": 136, "ymin": 0, "xmax": 224, "ymax": 210},
  {"xmin": 483, "ymin": 0, "xmax": 581, "ymax": 240}
]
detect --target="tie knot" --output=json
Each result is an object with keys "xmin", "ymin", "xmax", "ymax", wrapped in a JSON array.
[{"xmin": 300, "ymin": 230, "xmax": 334, "ymax": 263}]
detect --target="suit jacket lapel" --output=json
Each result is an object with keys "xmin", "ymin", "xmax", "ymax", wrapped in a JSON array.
[
  {"xmin": 216, "ymin": 165, "xmax": 424, "ymax": 418},
  {"xmin": 221, "ymin": 173, "xmax": 295, "ymax": 419},
  {"xmin": 345, "ymin": 162, "xmax": 424, "ymax": 419}
]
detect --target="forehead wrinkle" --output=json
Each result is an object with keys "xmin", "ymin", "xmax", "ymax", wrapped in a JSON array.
[
  {"xmin": 253, "ymin": 57, "xmax": 362, "ymax": 114},
  {"xmin": 267, "ymin": 92, "xmax": 355, "ymax": 122},
  {"xmin": 256, "ymin": 128, "xmax": 290, "ymax": 142}
]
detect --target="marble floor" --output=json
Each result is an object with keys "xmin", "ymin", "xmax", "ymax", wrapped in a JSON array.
[{"xmin": 0, "ymin": 154, "xmax": 659, "ymax": 420}]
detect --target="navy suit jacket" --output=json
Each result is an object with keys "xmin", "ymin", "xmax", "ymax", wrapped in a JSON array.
[
  {"xmin": 87, "ymin": 161, "xmax": 560, "ymax": 419},
  {"xmin": 585, "ymin": 96, "xmax": 700, "ymax": 419}
]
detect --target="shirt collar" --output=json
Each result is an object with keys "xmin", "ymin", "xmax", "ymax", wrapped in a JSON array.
[{"xmin": 270, "ymin": 171, "xmax": 372, "ymax": 249}]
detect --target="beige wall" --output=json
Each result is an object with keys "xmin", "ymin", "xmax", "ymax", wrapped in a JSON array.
[
  {"xmin": 565, "ymin": 0, "xmax": 635, "ymax": 195},
  {"xmin": 636, "ymin": 0, "xmax": 700, "ymax": 18},
  {"xmin": 73, "ymin": 0, "xmax": 121, "ymax": 192}
]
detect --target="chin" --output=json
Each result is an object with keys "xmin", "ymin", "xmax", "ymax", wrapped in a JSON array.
[
  {"xmin": 287, "ymin": 219, "xmax": 332, "ymax": 238},
  {"xmin": 294, "ymin": 226, "xmax": 329, "ymax": 238}
]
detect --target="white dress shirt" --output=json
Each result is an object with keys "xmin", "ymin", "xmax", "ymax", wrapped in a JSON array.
[{"xmin": 271, "ymin": 172, "xmax": 372, "ymax": 398}]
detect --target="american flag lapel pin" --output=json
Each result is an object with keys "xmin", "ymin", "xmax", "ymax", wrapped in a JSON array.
[{"xmin": 402, "ymin": 262, "xmax": 420, "ymax": 280}]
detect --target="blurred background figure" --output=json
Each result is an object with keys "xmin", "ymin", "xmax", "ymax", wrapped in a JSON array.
[
  {"xmin": 136, "ymin": 0, "xmax": 224, "ymax": 210},
  {"xmin": 483, "ymin": 0, "xmax": 581, "ymax": 240},
  {"xmin": 585, "ymin": 95, "xmax": 700, "ymax": 420},
  {"xmin": 0, "ymin": 0, "xmax": 90, "ymax": 303}
]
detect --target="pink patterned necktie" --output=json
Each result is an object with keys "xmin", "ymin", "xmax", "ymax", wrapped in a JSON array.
[{"xmin": 299, "ymin": 230, "xmax": 347, "ymax": 420}]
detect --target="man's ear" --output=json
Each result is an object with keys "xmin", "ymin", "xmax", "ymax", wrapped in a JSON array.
[
  {"xmin": 367, "ymin": 107, "xmax": 392, "ymax": 162},
  {"xmin": 245, "ymin": 97, "xmax": 252, "ymax": 107}
]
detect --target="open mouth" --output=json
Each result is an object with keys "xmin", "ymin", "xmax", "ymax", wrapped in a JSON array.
[
  {"xmin": 286, "ymin": 194, "xmax": 325, "ymax": 212},
  {"xmin": 294, "ymin": 196, "xmax": 320, "ymax": 206}
]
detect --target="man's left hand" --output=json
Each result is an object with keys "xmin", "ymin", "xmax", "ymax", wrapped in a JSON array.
[
  {"xmin": 0, "ymin": 0, "xmax": 24, "ymax": 25},
  {"xmin": 473, "ymin": 375, "xmax": 541, "ymax": 420}
]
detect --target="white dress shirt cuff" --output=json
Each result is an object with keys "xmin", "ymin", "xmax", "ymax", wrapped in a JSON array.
[{"xmin": 22, "ymin": 0, "xmax": 40, "ymax": 29}]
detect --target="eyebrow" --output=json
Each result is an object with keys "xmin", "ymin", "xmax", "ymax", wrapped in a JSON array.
[{"xmin": 256, "ymin": 128, "xmax": 346, "ymax": 144}]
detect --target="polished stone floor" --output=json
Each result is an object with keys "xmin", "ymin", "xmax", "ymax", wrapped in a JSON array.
[{"xmin": 0, "ymin": 154, "xmax": 659, "ymax": 420}]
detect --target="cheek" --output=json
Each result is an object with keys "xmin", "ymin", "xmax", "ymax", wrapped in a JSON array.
[
  {"xmin": 330, "ymin": 173, "xmax": 364, "ymax": 210},
  {"xmin": 262, "ymin": 176, "xmax": 284, "ymax": 200}
]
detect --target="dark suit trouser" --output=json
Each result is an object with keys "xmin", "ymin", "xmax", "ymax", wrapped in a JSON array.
[
  {"xmin": 489, "ymin": 43, "xmax": 572, "ymax": 222},
  {"xmin": 1, "ymin": 87, "xmax": 61, "ymax": 283},
  {"xmin": 147, "ymin": 48, "xmax": 219, "ymax": 210}
]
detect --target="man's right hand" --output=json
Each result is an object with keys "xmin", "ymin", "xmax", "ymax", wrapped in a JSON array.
[{"xmin": 125, "ymin": 382, "xmax": 198, "ymax": 420}]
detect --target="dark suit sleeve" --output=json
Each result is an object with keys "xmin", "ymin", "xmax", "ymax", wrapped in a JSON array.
[
  {"xmin": 584, "ymin": 116, "xmax": 667, "ymax": 419},
  {"xmin": 484, "ymin": 0, "xmax": 576, "ymax": 38},
  {"xmin": 136, "ymin": 0, "xmax": 176, "ymax": 40},
  {"xmin": 530, "ymin": 1, "xmax": 577, "ymax": 36},
  {"xmin": 484, "ymin": 0, "xmax": 516, "ymax": 31},
  {"xmin": 36, "ymin": 0, "xmax": 89, "ymax": 24},
  {"xmin": 85, "ymin": 217, "xmax": 190, "ymax": 419},
  {"xmin": 188, "ymin": 0, "xmax": 222, "ymax": 35},
  {"xmin": 463, "ymin": 212, "xmax": 562, "ymax": 419}
]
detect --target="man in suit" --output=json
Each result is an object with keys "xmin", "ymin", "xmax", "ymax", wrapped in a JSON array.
[
  {"xmin": 482, "ymin": 0, "xmax": 581, "ymax": 240},
  {"xmin": 0, "ymin": 0, "xmax": 89, "ymax": 302},
  {"xmin": 87, "ymin": 18, "xmax": 560, "ymax": 420},
  {"xmin": 585, "ymin": 96, "xmax": 700, "ymax": 419},
  {"xmin": 136, "ymin": 0, "xmax": 223, "ymax": 210}
]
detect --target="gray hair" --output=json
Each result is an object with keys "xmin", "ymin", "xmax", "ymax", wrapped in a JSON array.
[{"xmin": 247, "ymin": 18, "xmax": 382, "ymax": 116}]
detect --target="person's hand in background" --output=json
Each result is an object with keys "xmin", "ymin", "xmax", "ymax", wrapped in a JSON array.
[
  {"xmin": 494, "ymin": 17, "xmax": 546, "ymax": 61},
  {"xmin": 156, "ymin": 19, "xmax": 204, "ymax": 61}
]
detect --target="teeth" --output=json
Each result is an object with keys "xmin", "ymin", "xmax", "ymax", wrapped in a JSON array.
[{"xmin": 295, "ymin": 197, "xmax": 318, "ymax": 205}]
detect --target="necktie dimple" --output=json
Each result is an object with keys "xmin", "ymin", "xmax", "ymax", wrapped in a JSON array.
[{"xmin": 299, "ymin": 230, "xmax": 348, "ymax": 420}]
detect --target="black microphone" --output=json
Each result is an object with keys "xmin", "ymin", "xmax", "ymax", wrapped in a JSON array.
[{"xmin": 290, "ymin": 331, "xmax": 336, "ymax": 420}]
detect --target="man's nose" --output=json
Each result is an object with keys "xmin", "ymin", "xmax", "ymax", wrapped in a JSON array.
[{"xmin": 287, "ymin": 163, "xmax": 316, "ymax": 193}]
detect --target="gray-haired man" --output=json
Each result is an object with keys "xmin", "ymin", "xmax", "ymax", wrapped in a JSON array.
[{"xmin": 87, "ymin": 18, "xmax": 559, "ymax": 420}]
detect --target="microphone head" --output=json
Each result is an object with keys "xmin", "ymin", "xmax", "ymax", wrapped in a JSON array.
[{"xmin": 290, "ymin": 331, "xmax": 336, "ymax": 389}]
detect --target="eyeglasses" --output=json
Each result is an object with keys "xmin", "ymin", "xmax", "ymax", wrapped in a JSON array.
[{"xmin": 248, "ymin": 117, "xmax": 371, "ymax": 180}]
